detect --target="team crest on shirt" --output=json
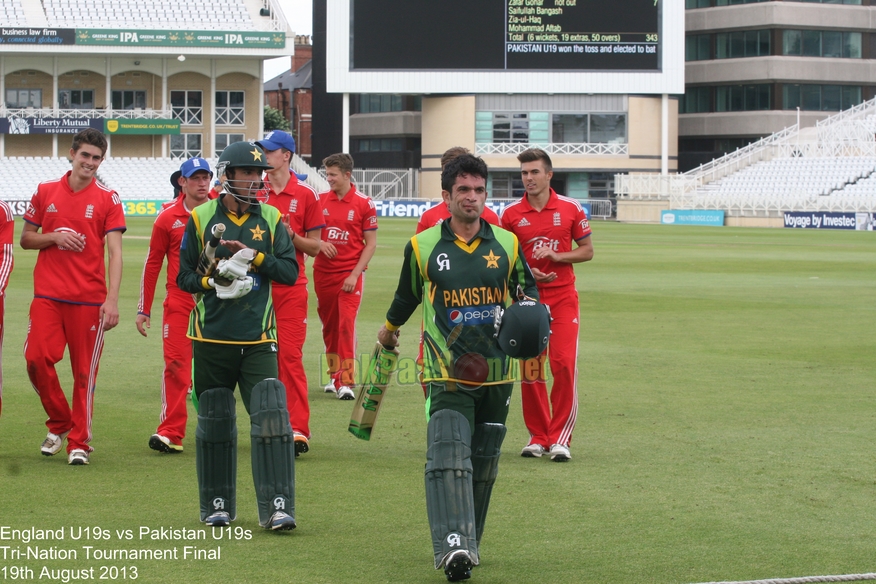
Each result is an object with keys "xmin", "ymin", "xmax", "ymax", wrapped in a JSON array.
[
  {"xmin": 347, "ymin": 210, "xmax": 355, "ymax": 221},
  {"xmin": 250, "ymin": 225, "xmax": 265, "ymax": 241},
  {"xmin": 553, "ymin": 212, "xmax": 561, "ymax": 226},
  {"xmin": 85, "ymin": 204, "xmax": 94, "ymax": 219},
  {"xmin": 289, "ymin": 199, "xmax": 298, "ymax": 214},
  {"xmin": 517, "ymin": 217, "xmax": 530, "ymax": 227},
  {"xmin": 482, "ymin": 250, "xmax": 500, "ymax": 268}
]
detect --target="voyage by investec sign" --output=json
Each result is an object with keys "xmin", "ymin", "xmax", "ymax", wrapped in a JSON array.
[{"xmin": 783, "ymin": 211, "xmax": 857, "ymax": 230}]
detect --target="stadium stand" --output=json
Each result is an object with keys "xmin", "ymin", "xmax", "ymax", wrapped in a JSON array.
[
  {"xmin": 616, "ymin": 97, "xmax": 876, "ymax": 216},
  {"xmin": 2, "ymin": 0, "xmax": 28, "ymax": 27},
  {"xmin": 43, "ymin": 0, "xmax": 258, "ymax": 30}
]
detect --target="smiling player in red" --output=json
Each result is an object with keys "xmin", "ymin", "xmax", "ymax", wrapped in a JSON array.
[
  {"xmin": 22, "ymin": 129, "xmax": 126, "ymax": 466},
  {"xmin": 314, "ymin": 153, "xmax": 378, "ymax": 400},
  {"xmin": 501, "ymin": 148, "xmax": 593, "ymax": 462}
]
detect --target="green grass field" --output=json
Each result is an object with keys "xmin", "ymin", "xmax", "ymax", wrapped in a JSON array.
[{"xmin": 1, "ymin": 218, "xmax": 875, "ymax": 584}]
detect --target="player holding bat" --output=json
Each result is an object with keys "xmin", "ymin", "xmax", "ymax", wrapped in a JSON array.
[
  {"xmin": 177, "ymin": 141, "xmax": 300, "ymax": 530},
  {"xmin": 376, "ymin": 154, "xmax": 538, "ymax": 582}
]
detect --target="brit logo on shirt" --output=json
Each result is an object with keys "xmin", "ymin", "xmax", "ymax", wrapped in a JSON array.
[
  {"xmin": 347, "ymin": 210, "xmax": 355, "ymax": 221},
  {"xmin": 289, "ymin": 199, "xmax": 298, "ymax": 214},
  {"xmin": 553, "ymin": 212, "xmax": 561, "ymax": 226},
  {"xmin": 85, "ymin": 204, "xmax": 94, "ymax": 219}
]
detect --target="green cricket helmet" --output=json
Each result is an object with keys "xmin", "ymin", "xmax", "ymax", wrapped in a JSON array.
[
  {"xmin": 494, "ymin": 298, "xmax": 551, "ymax": 359},
  {"xmin": 216, "ymin": 141, "xmax": 272, "ymax": 205}
]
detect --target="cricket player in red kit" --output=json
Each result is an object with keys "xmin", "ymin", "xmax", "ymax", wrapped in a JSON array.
[
  {"xmin": 137, "ymin": 157, "xmax": 213, "ymax": 454},
  {"xmin": 501, "ymin": 148, "xmax": 593, "ymax": 462},
  {"xmin": 22, "ymin": 128, "xmax": 126, "ymax": 466},
  {"xmin": 0, "ymin": 200, "xmax": 13, "ymax": 418},
  {"xmin": 256, "ymin": 131, "xmax": 324, "ymax": 454},
  {"xmin": 313, "ymin": 153, "xmax": 378, "ymax": 400}
]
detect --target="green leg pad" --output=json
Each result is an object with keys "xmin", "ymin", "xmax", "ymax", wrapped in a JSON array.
[
  {"xmin": 471, "ymin": 423, "xmax": 507, "ymax": 546},
  {"xmin": 196, "ymin": 388, "xmax": 237, "ymax": 522},
  {"xmin": 425, "ymin": 409, "xmax": 477, "ymax": 569},
  {"xmin": 250, "ymin": 378, "xmax": 296, "ymax": 528}
]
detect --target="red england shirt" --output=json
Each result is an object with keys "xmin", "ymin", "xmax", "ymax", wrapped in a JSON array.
[
  {"xmin": 500, "ymin": 189, "xmax": 591, "ymax": 290},
  {"xmin": 264, "ymin": 172, "xmax": 325, "ymax": 286},
  {"xmin": 138, "ymin": 196, "xmax": 196, "ymax": 317},
  {"xmin": 415, "ymin": 202, "xmax": 500, "ymax": 234},
  {"xmin": 24, "ymin": 172, "xmax": 127, "ymax": 304},
  {"xmin": 313, "ymin": 184, "xmax": 378, "ymax": 274},
  {"xmin": 0, "ymin": 199, "xmax": 13, "ymax": 293}
]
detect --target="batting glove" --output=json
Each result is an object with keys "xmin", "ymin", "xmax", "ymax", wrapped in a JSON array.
[
  {"xmin": 215, "ymin": 248, "xmax": 255, "ymax": 280},
  {"xmin": 210, "ymin": 276, "xmax": 254, "ymax": 299}
]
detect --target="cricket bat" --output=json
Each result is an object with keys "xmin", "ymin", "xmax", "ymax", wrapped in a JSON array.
[
  {"xmin": 348, "ymin": 340, "xmax": 400, "ymax": 441},
  {"xmin": 197, "ymin": 223, "xmax": 226, "ymax": 278}
]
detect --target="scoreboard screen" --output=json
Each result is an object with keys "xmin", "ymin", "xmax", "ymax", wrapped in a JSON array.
[{"xmin": 351, "ymin": 0, "xmax": 661, "ymax": 71}]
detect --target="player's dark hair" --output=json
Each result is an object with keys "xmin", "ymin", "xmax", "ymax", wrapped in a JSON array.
[
  {"xmin": 71, "ymin": 128, "xmax": 108, "ymax": 157},
  {"xmin": 322, "ymin": 153, "xmax": 354, "ymax": 174},
  {"xmin": 440, "ymin": 146, "xmax": 471, "ymax": 169},
  {"xmin": 517, "ymin": 148, "xmax": 552, "ymax": 172},
  {"xmin": 441, "ymin": 154, "xmax": 488, "ymax": 192}
]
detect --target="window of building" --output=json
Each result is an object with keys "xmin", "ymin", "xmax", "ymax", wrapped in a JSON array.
[
  {"xmin": 6, "ymin": 89, "xmax": 42, "ymax": 108},
  {"xmin": 681, "ymin": 87, "xmax": 712, "ymax": 113},
  {"xmin": 714, "ymin": 0, "xmax": 770, "ymax": 4},
  {"xmin": 716, "ymin": 30, "xmax": 770, "ymax": 59},
  {"xmin": 782, "ymin": 84, "xmax": 862, "ymax": 111},
  {"xmin": 59, "ymin": 89, "xmax": 94, "ymax": 110},
  {"xmin": 716, "ymin": 85, "xmax": 771, "ymax": 111},
  {"xmin": 783, "ymin": 30, "xmax": 861, "ymax": 58},
  {"xmin": 111, "ymin": 90, "xmax": 146, "ymax": 110},
  {"xmin": 686, "ymin": 34, "xmax": 711, "ymax": 61},
  {"xmin": 685, "ymin": 0, "xmax": 711, "ymax": 7},
  {"xmin": 354, "ymin": 138, "xmax": 403, "ymax": 152},
  {"xmin": 551, "ymin": 113, "xmax": 626, "ymax": 143},
  {"xmin": 489, "ymin": 173, "xmax": 525, "ymax": 198},
  {"xmin": 171, "ymin": 90, "xmax": 203, "ymax": 125},
  {"xmin": 356, "ymin": 94, "xmax": 403, "ymax": 113},
  {"xmin": 215, "ymin": 133, "xmax": 245, "ymax": 158},
  {"xmin": 788, "ymin": 0, "xmax": 860, "ymax": 4},
  {"xmin": 171, "ymin": 133, "xmax": 202, "ymax": 159},
  {"xmin": 215, "ymin": 91, "xmax": 244, "ymax": 125},
  {"xmin": 492, "ymin": 113, "xmax": 531, "ymax": 143}
]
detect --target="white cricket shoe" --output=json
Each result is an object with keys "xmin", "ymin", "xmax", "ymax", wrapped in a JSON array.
[
  {"xmin": 549, "ymin": 444, "xmax": 571, "ymax": 462},
  {"xmin": 205, "ymin": 511, "xmax": 230, "ymax": 527},
  {"xmin": 337, "ymin": 386, "xmax": 355, "ymax": 400},
  {"xmin": 521, "ymin": 443, "xmax": 546, "ymax": 458},
  {"xmin": 68, "ymin": 449, "xmax": 89, "ymax": 466},
  {"xmin": 323, "ymin": 382, "xmax": 337, "ymax": 394},
  {"xmin": 41, "ymin": 431, "xmax": 69, "ymax": 456}
]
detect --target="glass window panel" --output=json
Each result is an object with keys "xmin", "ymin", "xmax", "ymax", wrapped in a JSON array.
[
  {"xmin": 783, "ymin": 30, "xmax": 802, "ymax": 56},
  {"xmin": 744, "ymin": 85, "xmax": 758, "ymax": 110},
  {"xmin": 187, "ymin": 92, "xmax": 202, "ymax": 107},
  {"xmin": 134, "ymin": 91, "xmax": 145, "ymax": 109},
  {"xmin": 730, "ymin": 85, "xmax": 744, "ymax": 111},
  {"xmin": 511, "ymin": 131, "xmax": 528, "ymax": 142},
  {"xmin": 802, "ymin": 30, "xmax": 821, "ymax": 56},
  {"xmin": 716, "ymin": 86, "xmax": 729, "ymax": 111},
  {"xmin": 843, "ymin": 32, "xmax": 861, "ymax": 58},
  {"xmin": 842, "ymin": 86, "xmax": 862, "ymax": 108},
  {"xmin": 216, "ymin": 92, "xmax": 228, "ymax": 107},
  {"xmin": 494, "ymin": 122, "xmax": 511, "ymax": 130},
  {"xmin": 758, "ymin": 84, "xmax": 771, "ymax": 110},
  {"xmin": 822, "ymin": 31, "xmax": 842, "ymax": 57},
  {"xmin": 783, "ymin": 85, "xmax": 801, "ymax": 110},
  {"xmin": 170, "ymin": 91, "xmax": 185, "ymax": 107},
  {"xmin": 512, "ymin": 113, "xmax": 528, "ymax": 119},
  {"xmin": 511, "ymin": 121, "xmax": 528, "ymax": 130},
  {"xmin": 822, "ymin": 85, "xmax": 841, "ymax": 110},
  {"xmin": 698, "ymin": 35, "xmax": 711, "ymax": 59},
  {"xmin": 552, "ymin": 114, "xmax": 587, "ymax": 142},
  {"xmin": 391, "ymin": 95, "xmax": 402, "ymax": 111},
  {"xmin": 493, "ymin": 130, "xmax": 511, "ymax": 141},
  {"xmin": 744, "ymin": 31, "xmax": 759, "ymax": 57},
  {"xmin": 697, "ymin": 87, "xmax": 711, "ymax": 112},
  {"xmin": 589, "ymin": 114, "xmax": 626, "ymax": 143},
  {"xmin": 230, "ymin": 91, "xmax": 244, "ymax": 107},
  {"xmin": 759, "ymin": 30, "xmax": 770, "ymax": 55},
  {"xmin": 730, "ymin": 32, "xmax": 744, "ymax": 58},
  {"xmin": 716, "ymin": 33, "xmax": 729, "ymax": 59},
  {"xmin": 801, "ymin": 85, "xmax": 821, "ymax": 110}
]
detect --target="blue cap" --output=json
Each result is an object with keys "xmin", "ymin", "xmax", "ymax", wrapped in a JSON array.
[
  {"xmin": 257, "ymin": 130, "xmax": 296, "ymax": 153},
  {"xmin": 180, "ymin": 157, "xmax": 212, "ymax": 178}
]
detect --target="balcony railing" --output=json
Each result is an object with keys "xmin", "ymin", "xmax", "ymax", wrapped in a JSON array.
[
  {"xmin": 1, "ymin": 107, "xmax": 175, "ymax": 120},
  {"xmin": 475, "ymin": 142, "xmax": 628, "ymax": 156}
]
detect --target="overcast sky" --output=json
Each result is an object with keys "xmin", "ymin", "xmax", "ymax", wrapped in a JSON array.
[{"xmin": 264, "ymin": 0, "xmax": 313, "ymax": 81}]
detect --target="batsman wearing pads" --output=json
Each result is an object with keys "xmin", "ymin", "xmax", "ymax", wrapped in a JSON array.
[
  {"xmin": 177, "ymin": 141, "xmax": 299, "ymax": 531},
  {"xmin": 377, "ymin": 154, "xmax": 539, "ymax": 582}
]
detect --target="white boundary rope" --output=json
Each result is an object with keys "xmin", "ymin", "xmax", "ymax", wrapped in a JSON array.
[{"xmin": 691, "ymin": 573, "xmax": 876, "ymax": 584}]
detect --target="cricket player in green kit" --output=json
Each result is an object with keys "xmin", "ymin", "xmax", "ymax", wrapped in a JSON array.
[
  {"xmin": 177, "ymin": 141, "xmax": 299, "ymax": 531},
  {"xmin": 377, "ymin": 154, "xmax": 539, "ymax": 582}
]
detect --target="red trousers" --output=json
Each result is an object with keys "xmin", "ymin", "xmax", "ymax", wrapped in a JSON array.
[
  {"xmin": 520, "ymin": 286, "xmax": 580, "ymax": 449},
  {"xmin": 154, "ymin": 293, "xmax": 194, "ymax": 446},
  {"xmin": 313, "ymin": 270, "xmax": 363, "ymax": 389},
  {"xmin": 273, "ymin": 283, "xmax": 310, "ymax": 437},
  {"xmin": 25, "ymin": 298, "xmax": 105, "ymax": 454}
]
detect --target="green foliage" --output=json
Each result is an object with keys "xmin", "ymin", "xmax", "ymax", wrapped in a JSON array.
[
  {"xmin": 263, "ymin": 105, "xmax": 290, "ymax": 132},
  {"xmin": 1, "ymin": 219, "xmax": 875, "ymax": 583}
]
